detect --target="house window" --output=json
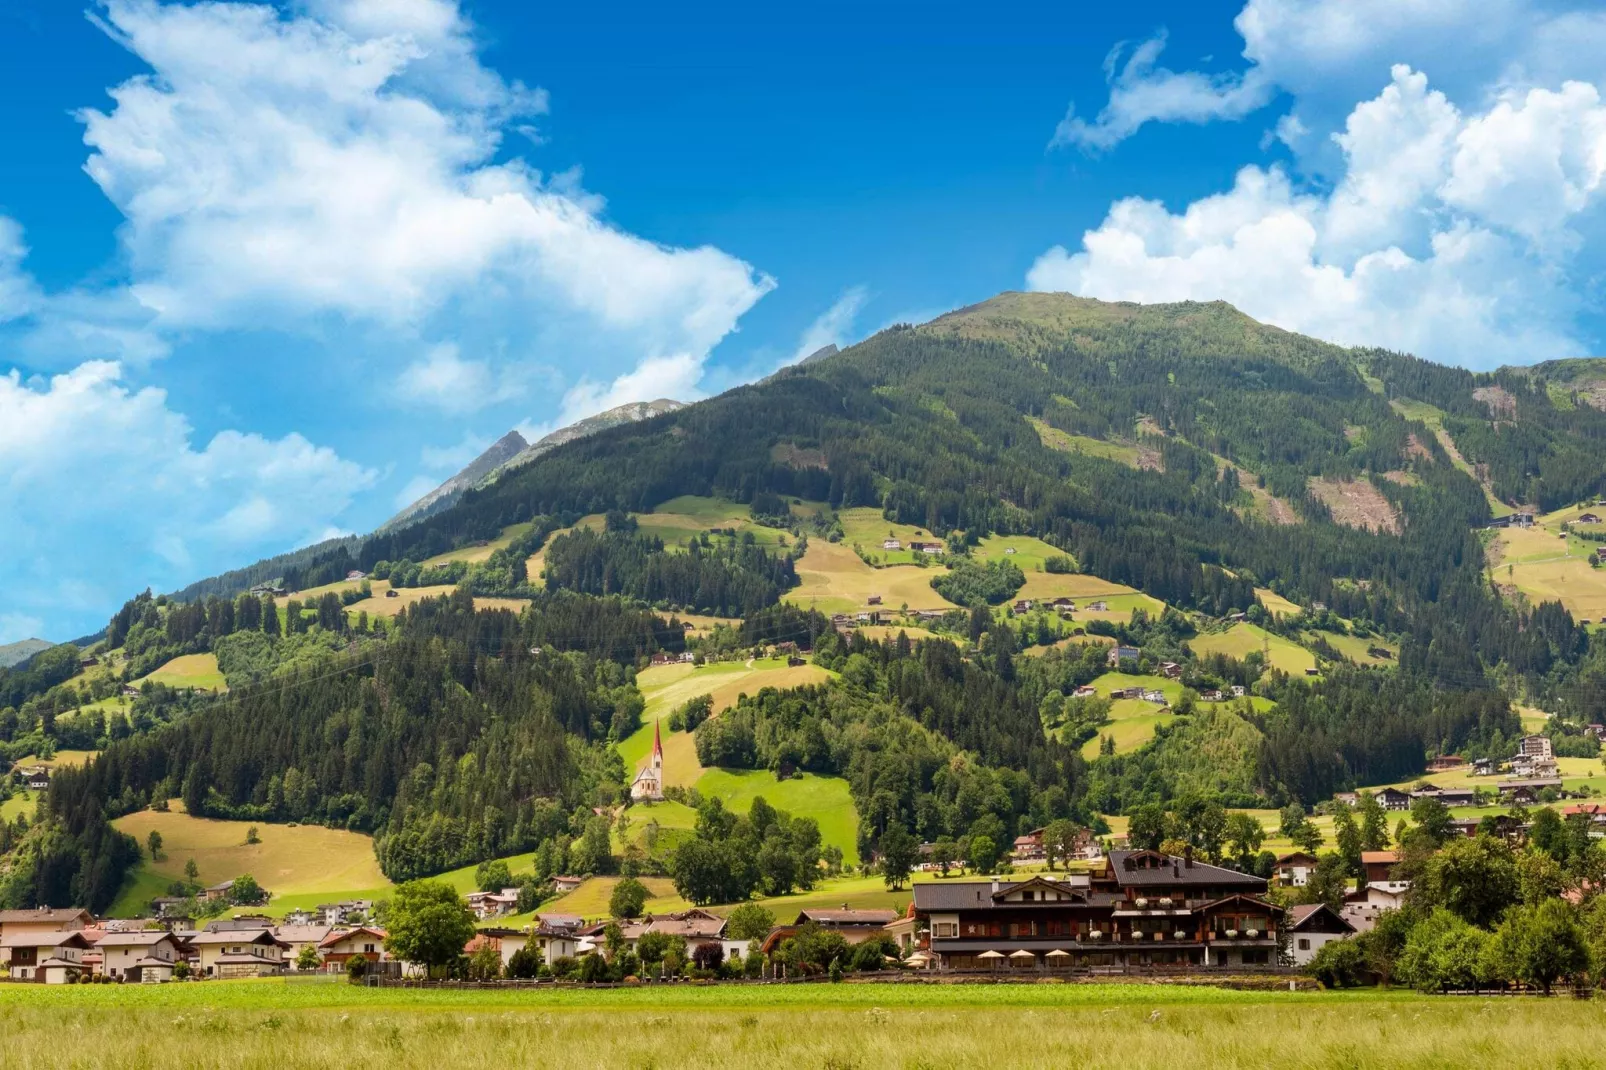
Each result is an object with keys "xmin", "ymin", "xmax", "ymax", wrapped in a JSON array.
[
  {"xmin": 935, "ymin": 923, "xmax": 958, "ymax": 939},
  {"xmin": 1297, "ymin": 938, "xmax": 1310, "ymax": 951}
]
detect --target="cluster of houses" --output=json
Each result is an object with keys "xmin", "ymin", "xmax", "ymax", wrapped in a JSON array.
[
  {"xmin": 1010, "ymin": 597, "xmax": 1083, "ymax": 617},
  {"xmin": 880, "ymin": 538, "xmax": 945, "ymax": 555},
  {"xmin": 0, "ymin": 908, "xmax": 388, "ymax": 984},
  {"xmin": 1336, "ymin": 736, "xmax": 1576, "ymax": 810}
]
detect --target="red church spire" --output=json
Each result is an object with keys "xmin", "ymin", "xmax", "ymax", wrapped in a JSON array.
[{"xmin": 652, "ymin": 719, "xmax": 664, "ymax": 764}]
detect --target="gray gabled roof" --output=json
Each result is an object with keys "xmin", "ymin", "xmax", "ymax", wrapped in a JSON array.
[{"xmin": 1106, "ymin": 851, "xmax": 1266, "ymax": 890}]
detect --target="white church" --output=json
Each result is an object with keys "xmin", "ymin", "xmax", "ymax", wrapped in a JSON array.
[{"xmin": 631, "ymin": 720, "xmax": 666, "ymax": 802}]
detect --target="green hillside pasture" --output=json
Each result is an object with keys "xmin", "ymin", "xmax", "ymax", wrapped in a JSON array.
[
  {"xmin": 694, "ymin": 768, "xmax": 859, "ymax": 864},
  {"xmin": 836, "ymin": 506, "xmax": 946, "ymax": 565},
  {"xmin": 974, "ymin": 534, "xmax": 1071, "ymax": 572},
  {"xmin": 1014, "ymin": 571, "xmax": 1164, "ymax": 617},
  {"xmin": 1254, "ymin": 587, "xmax": 1302, "ymax": 617},
  {"xmin": 619, "ymin": 660, "xmax": 834, "ymax": 789},
  {"xmin": 1493, "ymin": 521, "xmax": 1606, "ymax": 622},
  {"xmin": 615, "ymin": 800, "xmax": 700, "ymax": 857},
  {"xmin": 785, "ymin": 539, "xmax": 959, "ymax": 616},
  {"xmin": 1027, "ymin": 415, "xmax": 1140, "ymax": 467},
  {"xmin": 11, "ymin": 749, "xmax": 98, "ymax": 770},
  {"xmin": 541, "ymin": 875, "xmax": 681, "ymax": 920},
  {"xmin": 1, "ymin": 789, "xmax": 36, "ymax": 822},
  {"xmin": 1315, "ymin": 631, "xmax": 1399, "ymax": 666},
  {"xmin": 636, "ymin": 497, "xmax": 789, "ymax": 550},
  {"xmin": 108, "ymin": 806, "xmax": 392, "ymax": 919},
  {"xmin": 138, "ymin": 653, "xmax": 227, "ymax": 692},
  {"xmin": 1081, "ymin": 704, "xmax": 1178, "ymax": 759},
  {"xmin": 1191, "ymin": 622, "xmax": 1316, "ymax": 675}
]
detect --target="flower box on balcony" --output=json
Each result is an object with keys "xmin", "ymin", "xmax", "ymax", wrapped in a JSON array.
[
  {"xmin": 1245, "ymin": 929, "xmax": 1261, "ymax": 939},
  {"xmin": 1088, "ymin": 931, "xmax": 1104, "ymax": 942},
  {"xmin": 1225, "ymin": 929, "xmax": 1239, "ymax": 939},
  {"xmin": 1134, "ymin": 897, "xmax": 1149, "ymax": 908},
  {"xmin": 1173, "ymin": 931, "xmax": 1188, "ymax": 940}
]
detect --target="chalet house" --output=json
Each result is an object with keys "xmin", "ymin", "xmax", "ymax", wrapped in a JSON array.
[
  {"xmin": 345, "ymin": 570, "xmax": 368, "ymax": 582},
  {"xmin": 471, "ymin": 927, "xmax": 531, "ymax": 969},
  {"xmin": 1141, "ymin": 689, "xmax": 1167, "ymax": 704},
  {"xmin": 0, "ymin": 907, "xmax": 93, "ymax": 956},
  {"xmin": 97, "ymin": 930, "xmax": 183, "ymax": 982},
  {"xmin": 1072, "ymin": 686, "xmax": 1097, "ymax": 699},
  {"xmin": 189, "ymin": 929, "xmax": 290, "ymax": 978},
  {"xmin": 1159, "ymin": 662, "xmax": 1182, "ymax": 679},
  {"xmin": 1361, "ymin": 851, "xmax": 1400, "ymax": 884},
  {"xmin": 1410, "ymin": 787, "xmax": 1476, "ymax": 807},
  {"xmin": 594, "ymin": 908, "xmax": 748, "ymax": 964},
  {"xmin": 1087, "ymin": 601, "xmax": 1109, "ymax": 612},
  {"xmin": 551, "ymin": 875, "xmax": 584, "ymax": 895},
  {"xmin": 1471, "ymin": 758, "xmax": 1496, "ymax": 776},
  {"xmin": 200, "ymin": 879, "xmax": 236, "ymax": 903},
  {"xmin": 1447, "ymin": 818, "xmax": 1483, "ymax": 839},
  {"xmin": 1012, "ymin": 830, "xmax": 1045, "ymax": 861},
  {"xmin": 881, "ymin": 539, "xmax": 901, "ymax": 551},
  {"xmin": 317, "ymin": 926, "xmax": 387, "ymax": 968},
  {"xmin": 274, "ymin": 924, "xmax": 334, "ymax": 969},
  {"xmin": 1425, "ymin": 755, "xmax": 1466, "ymax": 773},
  {"xmin": 1510, "ymin": 754, "xmax": 1560, "ymax": 778},
  {"xmin": 1199, "ymin": 689, "xmax": 1223, "ymax": 702},
  {"xmin": 1107, "ymin": 645, "xmax": 1139, "ymax": 667},
  {"xmin": 529, "ymin": 916, "xmax": 587, "ymax": 963},
  {"xmin": 1587, "ymin": 724, "xmax": 1606, "ymax": 741},
  {"xmin": 1286, "ymin": 904, "xmax": 1355, "ymax": 966},
  {"xmin": 866, "ymin": 595, "xmax": 883, "ymax": 606},
  {"xmin": 921, "ymin": 544, "xmax": 945, "ymax": 555},
  {"xmin": 1342, "ymin": 882, "xmax": 1410, "ymax": 933},
  {"xmin": 1499, "ymin": 777, "xmax": 1562, "ymax": 801},
  {"xmin": 761, "ymin": 908, "xmax": 900, "ymax": 956},
  {"xmin": 1230, "ymin": 685, "xmax": 1247, "ymax": 697},
  {"xmin": 1518, "ymin": 735, "xmax": 1554, "ymax": 760},
  {"xmin": 1110, "ymin": 687, "xmax": 1144, "ymax": 700},
  {"xmin": 912, "ymin": 851, "xmax": 1282, "ymax": 971},
  {"xmin": 311, "ymin": 900, "xmax": 373, "ymax": 927},
  {"xmin": 1333, "ymin": 792, "xmax": 1359, "ymax": 808},
  {"xmin": 1578, "ymin": 513, "xmax": 1602, "ymax": 524},
  {"xmin": 1376, "ymin": 788, "xmax": 1411, "ymax": 811},
  {"xmin": 467, "ymin": 888, "xmax": 521, "ymax": 919},
  {"xmin": 1051, "ymin": 598, "xmax": 1076, "ymax": 612},
  {"xmin": 23, "ymin": 768, "xmax": 49, "ymax": 791},
  {"xmin": 1012, "ymin": 600, "xmax": 1034, "ymax": 613},
  {"xmin": 1274, "ymin": 852, "xmax": 1319, "ymax": 887},
  {"xmin": 1, "ymin": 930, "xmax": 92, "ymax": 983}
]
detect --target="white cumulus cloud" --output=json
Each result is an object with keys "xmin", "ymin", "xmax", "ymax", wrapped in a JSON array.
[
  {"xmin": 0, "ymin": 360, "xmax": 375, "ymax": 636},
  {"xmin": 66, "ymin": 0, "xmax": 771, "ymax": 390}
]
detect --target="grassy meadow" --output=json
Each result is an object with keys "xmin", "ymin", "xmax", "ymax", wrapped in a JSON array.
[
  {"xmin": 1491, "ymin": 513, "xmax": 1606, "ymax": 622},
  {"xmin": 1, "ymin": 980, "xmax": 1603, "ymax": 1069},
  {"xmin": 785, "ymin": 539, "xmax": 959, "ymax": 616},
  {"xmin": 1190, "ymin": 622, "xmax": 1316, "ymax": 675},
  {"xmin": 138, "ymin": 653, "xmax": 228, "ymax": 691},
  {"xmin": 107, "ymin": 806, "xmax": 393, "ymax": 919}
]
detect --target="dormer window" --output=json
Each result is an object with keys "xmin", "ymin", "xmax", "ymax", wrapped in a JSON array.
[{"xmin": 1021, "ymin": 891, "xmax": 1034, "ymax": 902}]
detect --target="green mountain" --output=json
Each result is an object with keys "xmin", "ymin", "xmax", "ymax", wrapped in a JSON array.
[{"xmin": 12, "ymin": 292, "xmax": 1606, "ymax": 913}]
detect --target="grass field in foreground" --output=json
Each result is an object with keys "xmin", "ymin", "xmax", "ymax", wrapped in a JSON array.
[{"xmin": 1, "ymin": 980, "xmax": 1600, "ymax": 1070}]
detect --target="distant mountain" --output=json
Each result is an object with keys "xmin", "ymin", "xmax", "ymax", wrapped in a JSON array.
[
  {"xmin": 0, "ymin": 639, "xmax": 52, "ymax": 669},
  {"xmin": 798, "ymin": 343, "xmax": 838, "ymax": 365},
  {"xmin": 480, "ymin": 399, "xmax": 686, "ymax": 485},
  {"xmin": 381, "ymin": 430, "xmax": 530, "ymax": 533},
  {"xmin": 382, "ymin": 401, "xmax": 686, "ymax": 533}
]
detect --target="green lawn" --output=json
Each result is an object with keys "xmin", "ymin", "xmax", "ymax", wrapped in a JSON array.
[
  {"xmin": 0, "ymin": 789, "xmax": 36, "ymax": 822},
  {"xmin": 138, "ymin": 653, "xmax": 228, "ymax": 691},
  {"xmin": 836, "ymin": 506, "xmax": 947, "ymax": 566},
  {"xmin": 693, "ymin": 768, "xmax": 859, "ymax": 863},
  {"xmin": 974, "ymin": 533, "xmax": 1072, "ymax": 572},
  {"xmin": 1027, "ymin": 416, "xmax": 1141, "ymax": 467},
  {"xmin": 1190, "ymin": 622, "xmax": 1317, "ymax": 675},
  {"xmin": 1315, "ymin": 630, "xmax": 1399, "ymax": 666}
]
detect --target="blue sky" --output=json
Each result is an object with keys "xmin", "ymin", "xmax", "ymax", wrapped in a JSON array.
[{"xmin": 3, "ymin": 0, "xmax": 1606, "ymax": 643}]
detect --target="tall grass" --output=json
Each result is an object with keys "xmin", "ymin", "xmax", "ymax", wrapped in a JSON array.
[{"xmin": 0, "ymin": 982, "xmax": 1601, "ymax": 1068}]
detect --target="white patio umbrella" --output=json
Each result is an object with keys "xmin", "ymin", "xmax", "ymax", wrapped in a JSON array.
[
  {"xmin": 1009, "ymin": 949, "xmax": 1037, "ymax": 964},
  {"xmin": 977, "ymin": 949, "xmax": 1006, "ymax": 968},
  {"xmin": 1044, "ymin": 949, "xmax": 1071, "ymax": 959}
]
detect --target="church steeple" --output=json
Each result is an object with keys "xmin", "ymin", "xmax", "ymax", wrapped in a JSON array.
[{"xmin": 651, "ymin": 719, "xmax": 664, "ymax": 769}]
